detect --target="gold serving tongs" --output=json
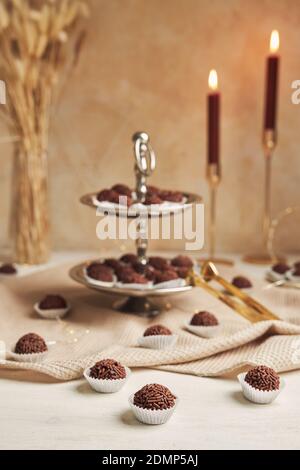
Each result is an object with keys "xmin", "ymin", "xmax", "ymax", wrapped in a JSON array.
[{"xmin": 188, "ymin": 261, "xmax": 279, "ymax": 323}]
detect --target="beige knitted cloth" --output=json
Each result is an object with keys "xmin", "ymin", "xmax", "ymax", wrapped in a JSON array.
[{"xmin": 1, "ymin": 260, "xmax": 300, "ymax": 381}]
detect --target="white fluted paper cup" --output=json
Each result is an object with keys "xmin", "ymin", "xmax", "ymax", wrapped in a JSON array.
[
  {"xmin": 185, "ymin": 322, "xmax": 220, "ymax": 339},
  {"xmin": 129, "ymin": 394, "xmax": 178, "ymax": 425},
  {"xmin": 8, "ymin": 341, "xmax": 52, "ymax": 363},
  {"xmin": 266, "ymin": 269, "xmax": 286, "ymax": 283},
  {"xmin": 286, "ymin": 270, "xmax": 300, "ymax": 283},
  {"xmin": 34, "ymin": 302, "xmax": 70, "ymax": 320},
  {"xmin": 83, "ymin": 366, "xmax": 131, "ymax": 393},
  {"xmin": 238, "ymin": 372, "xmax": 285, "ymax": 404},
  {"xmin": 138, "ymin": 334, "xmax": 178, "ymax": 350}
]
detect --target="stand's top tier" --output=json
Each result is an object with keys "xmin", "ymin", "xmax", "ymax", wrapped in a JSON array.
[{"xmin": 80, "ymin": 131, "xmax": 202, "ymax": 218}]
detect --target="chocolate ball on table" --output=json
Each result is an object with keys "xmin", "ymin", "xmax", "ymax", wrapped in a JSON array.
[
  {"xmin": 294, "ymin": 261, "xmax": 300, "ymax": 270},
  {"xmin": 190, "ymin": 311, "xmax": 219, "ymax": 327},
  {"xmin": 89, "ymin": 359, "xmax": 126, "ymax": 380},
  {"xmin": 271, "ymin": 263, "xmax": 290, "ymax": 275},
  {"xmin": 143, "ymin": 324, "xmax": 172, "ymax": 336},
  {"xmin": 0, "ymin": 263, "xmax": 17, "ymax": 275},
  {"xmin": 232, "ymin": 276, "xmax": 252, "ymax": 289},
  {"xmin": 15, "ymin": 333, "xmax": 47, "ymax": 354},
  {"xmin": 245, "ymin": 365, "xmax": 280, "ymax": 391},
  {"xmin": 39, "ymin": 294, "xmax": 67, "ymax": 310},
  {"xmin": 133, "ymin": 383, "xmax": 176, "ymax": 410},
  {"xmin": 291, "ymin": 266, "xmax": 300, "ymax": 277}
]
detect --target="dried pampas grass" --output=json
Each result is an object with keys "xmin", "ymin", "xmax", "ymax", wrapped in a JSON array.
[{"xmin": 0, "ymin": 0, "xmax": 89, "ymax": 264}]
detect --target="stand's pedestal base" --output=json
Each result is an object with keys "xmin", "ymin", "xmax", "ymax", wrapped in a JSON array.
[
  {"xmin": 243, "ymin": 253, "xmax": 286, "ymax": 265},
  {"xmin": 113, "ymin": 296, "xmax": 161, "ymax": 317},
  {"xmin": 198, "ymin": 257, "xmax": 234, "ymax": 267}
]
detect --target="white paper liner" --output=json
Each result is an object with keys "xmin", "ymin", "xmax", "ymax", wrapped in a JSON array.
[
  {"xmin": 129, "ymin": 394, "xmax": 178, "ymax": 425},
  {"xmin": 83, "ymin": 366, "xmax": 131, "ymax": 393},
  {"xmin": 238, "ymin": 372, "xmax": 285, "ymax": 404},
  {"xmin": 84, "ymin": 268, "xmax": 116, "ymax": 288},
  {"xmin": 34, "ymin": 302, "xmax": 70, "ymax": 320},
  {"xmin": 116, "ymin": 281, "xmax": 153, "ymax": 290},
  {"xmin": 138, "ymin": 334, "xmax": 178, "ymax": 349},
  {"xmin": 184, "ymin": 321, "xmax": 220, "ymax": 339},
  {"xmin": 266, "ymin": 269, "xmax": 286, "ymax": 283},
  {"xmin": 92, "ymin": 195, "xmax": 188, "ymax": 216},
  {"xmin": 8, "ymin": 341, "xmax": 52, "ymax": 363},
  {"xmin": 153, "ymin": 278, "xmax": 187, "ymax": 290},
  {"xmin": 286, "ymin": 270, "xmax": 300, "ymax": 283}
]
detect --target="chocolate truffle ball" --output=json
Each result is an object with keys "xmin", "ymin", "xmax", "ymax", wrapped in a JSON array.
[
  {"xmin": 176, "ymin": 267, "xmax": 189, "ymax": 279},
  {"xmin": 190, "ymin": 311, "xmax": 219, "ymax": 327},
  {"xmin": 103, "ymin": 258, "xmax": 122, "ymax": 271},
  {"xmin": 159, "ymin": 190, "xmax": 184, "ymax": 203},
  {"xmin": 232, "ymin": 276, "xmax": 252, "ymax": 289},
  {"xmin": 133, "ymin": 383, "xmax": 176, "ymax": 410},
  {"xmin": 294, "ymin": 261, "xmax": 300, "ymax": 270},
  {"xmin": 154, "ymin": 269, "xmax": 178, "ymax": 284},
  {"xmin": 271, "ymin": 263, "xmax": 290, "ymax": 274},
  {"xmin": 39, "ymin": 294, "xmax": 67, "ymax": 310},
  {"xmin": 89, "ymin": 358, "xmax": 126, "ymax": 380},
  {"xmin": 120, "ymin": 253, "xmax": 138, "ymax": 265},
  {"xmin": 144, "ymin": 194, "xmax": 163, "ymax": 205},
  {"xmin": 97, "ymin": 189, "xmax": 120, "ymax": 204},
  {"xmin": 115, "ymin": 265, "xmax": 135, "ymax": 282},
  {"xmin": 86, "ymin": 263, "xmax": 114, "ymax": 282},
  {"xmin": 245, "ymin": 365, "xmax": 280, "ymax": 391},
  {"xmin": 147, "ymin": 185, "xmax": 160, "ymax": 196},
  {"xmin": 0, "ymin": 263, "xmax": 17, "ymax": 275},
  {"xmin": 15, "ymin": 333, "xmax": 47, "ymax": 354},
  {"xmin": 171, "ymin": 255, "xmax": 193, "ymax": 268},
  {"xmin": 148, "ymin": 256, "xmax": 169, "ymax": 271},
  {"xmin": 123, "ymin": 272, "xmax": 148, "ymax": 284},
  {"xmin": 111, "ymin": 183, "xmax": 132, "ymax": 198},
  {"xmin": 143, "ymin": 324, "xmax": 172, "ymax": 336},
  {"xmin": 132, "ymin": 262, "xmax": 155, "ymax": 279}
]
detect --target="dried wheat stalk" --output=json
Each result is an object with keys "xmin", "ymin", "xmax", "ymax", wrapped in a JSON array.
[{"xmin": 0, "ymin": 0, "xmax": 89, "ymax": 264}]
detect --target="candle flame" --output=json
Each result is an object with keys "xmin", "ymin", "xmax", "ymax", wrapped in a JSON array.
[
  {"xmin": 270, "ymin": 30, "xmax": 279, "ymax": 53},
  {"xmin": 208, "ymin": 69, "xmax": 218, "ymax": 91}
]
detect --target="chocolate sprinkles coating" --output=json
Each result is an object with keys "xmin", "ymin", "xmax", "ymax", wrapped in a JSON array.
[
  {"xmin": 245, "ymin": 365, "xmax": 280, "ymax": 391},
  {"xmin": 133, "ymin": 383, "xmax": 176, "ymax": 410},
  {"xmin": 89, "ymin": 359, "xmax": 126, "ymax": 380},
  {"xmin": 143, "ymin": 324, "xmax": 172, "ymax": 336},
  {"xmin": 15, "ymin": 333, "xmax": 47, "ymax": 354}
]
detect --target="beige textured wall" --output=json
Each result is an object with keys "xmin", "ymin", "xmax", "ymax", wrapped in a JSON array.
[{"xmin": 1, "ymin": 0, "xmax": 300, "ymax": 256}]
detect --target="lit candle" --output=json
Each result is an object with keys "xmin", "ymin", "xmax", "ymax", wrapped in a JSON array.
[
  {"xmin": 264, "ymin": 30, "xmax": 280, "ymax": 130},
  {"xmin": 207, "ymin": 69, "xmax": 220, "ymax": 166}
]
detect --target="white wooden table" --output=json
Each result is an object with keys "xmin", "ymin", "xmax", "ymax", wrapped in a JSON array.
[{"xmin": 1, "ymin": 252, "xmax": 300, "ymax": 450}]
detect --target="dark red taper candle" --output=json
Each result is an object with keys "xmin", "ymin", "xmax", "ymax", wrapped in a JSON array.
[
  {"xmin": 207, "ymin": 70, "xmax": 220, "ymax": 165},
  {"xmin": 264, "ymin": 31, "xmax": 280, "ymax": 131}
]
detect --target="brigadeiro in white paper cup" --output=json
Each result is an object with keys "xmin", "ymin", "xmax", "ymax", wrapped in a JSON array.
[
  {"xmin": 34, "ymin": 294, "xmax": 70, "ymax": 320},
  {"xmin": 266, "ymin": 263, "xmax": 290, "ymax": 283},
  {"xmin": 185, "ymin": 311, "xmax": 220, "ymax": 338},
  {"xmin": 138, "ymin": 324, "xmax": 178, "ymax": 349},
  {"xmin": 129, "ymin": 383, "xmax": 178, "ymax": 425},
  {"xmin": 238, "ymin": 365, "xmax": 284, "ymax": 404},
  {"xmin": 9, "ymin": 332, "xmax": 49, "ymax": 362},
  {"xmin": 84, "ymin": 359, "xmax": 131, "ymax": 393},
  {"xmin": 84, "ymin": 262, "xmax": 115, "ymax": 288}
]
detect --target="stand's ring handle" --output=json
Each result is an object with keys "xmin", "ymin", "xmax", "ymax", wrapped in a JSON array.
[{"xmin": 133, "ymin": 131, "xmax": 156, "ymax": 176}]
